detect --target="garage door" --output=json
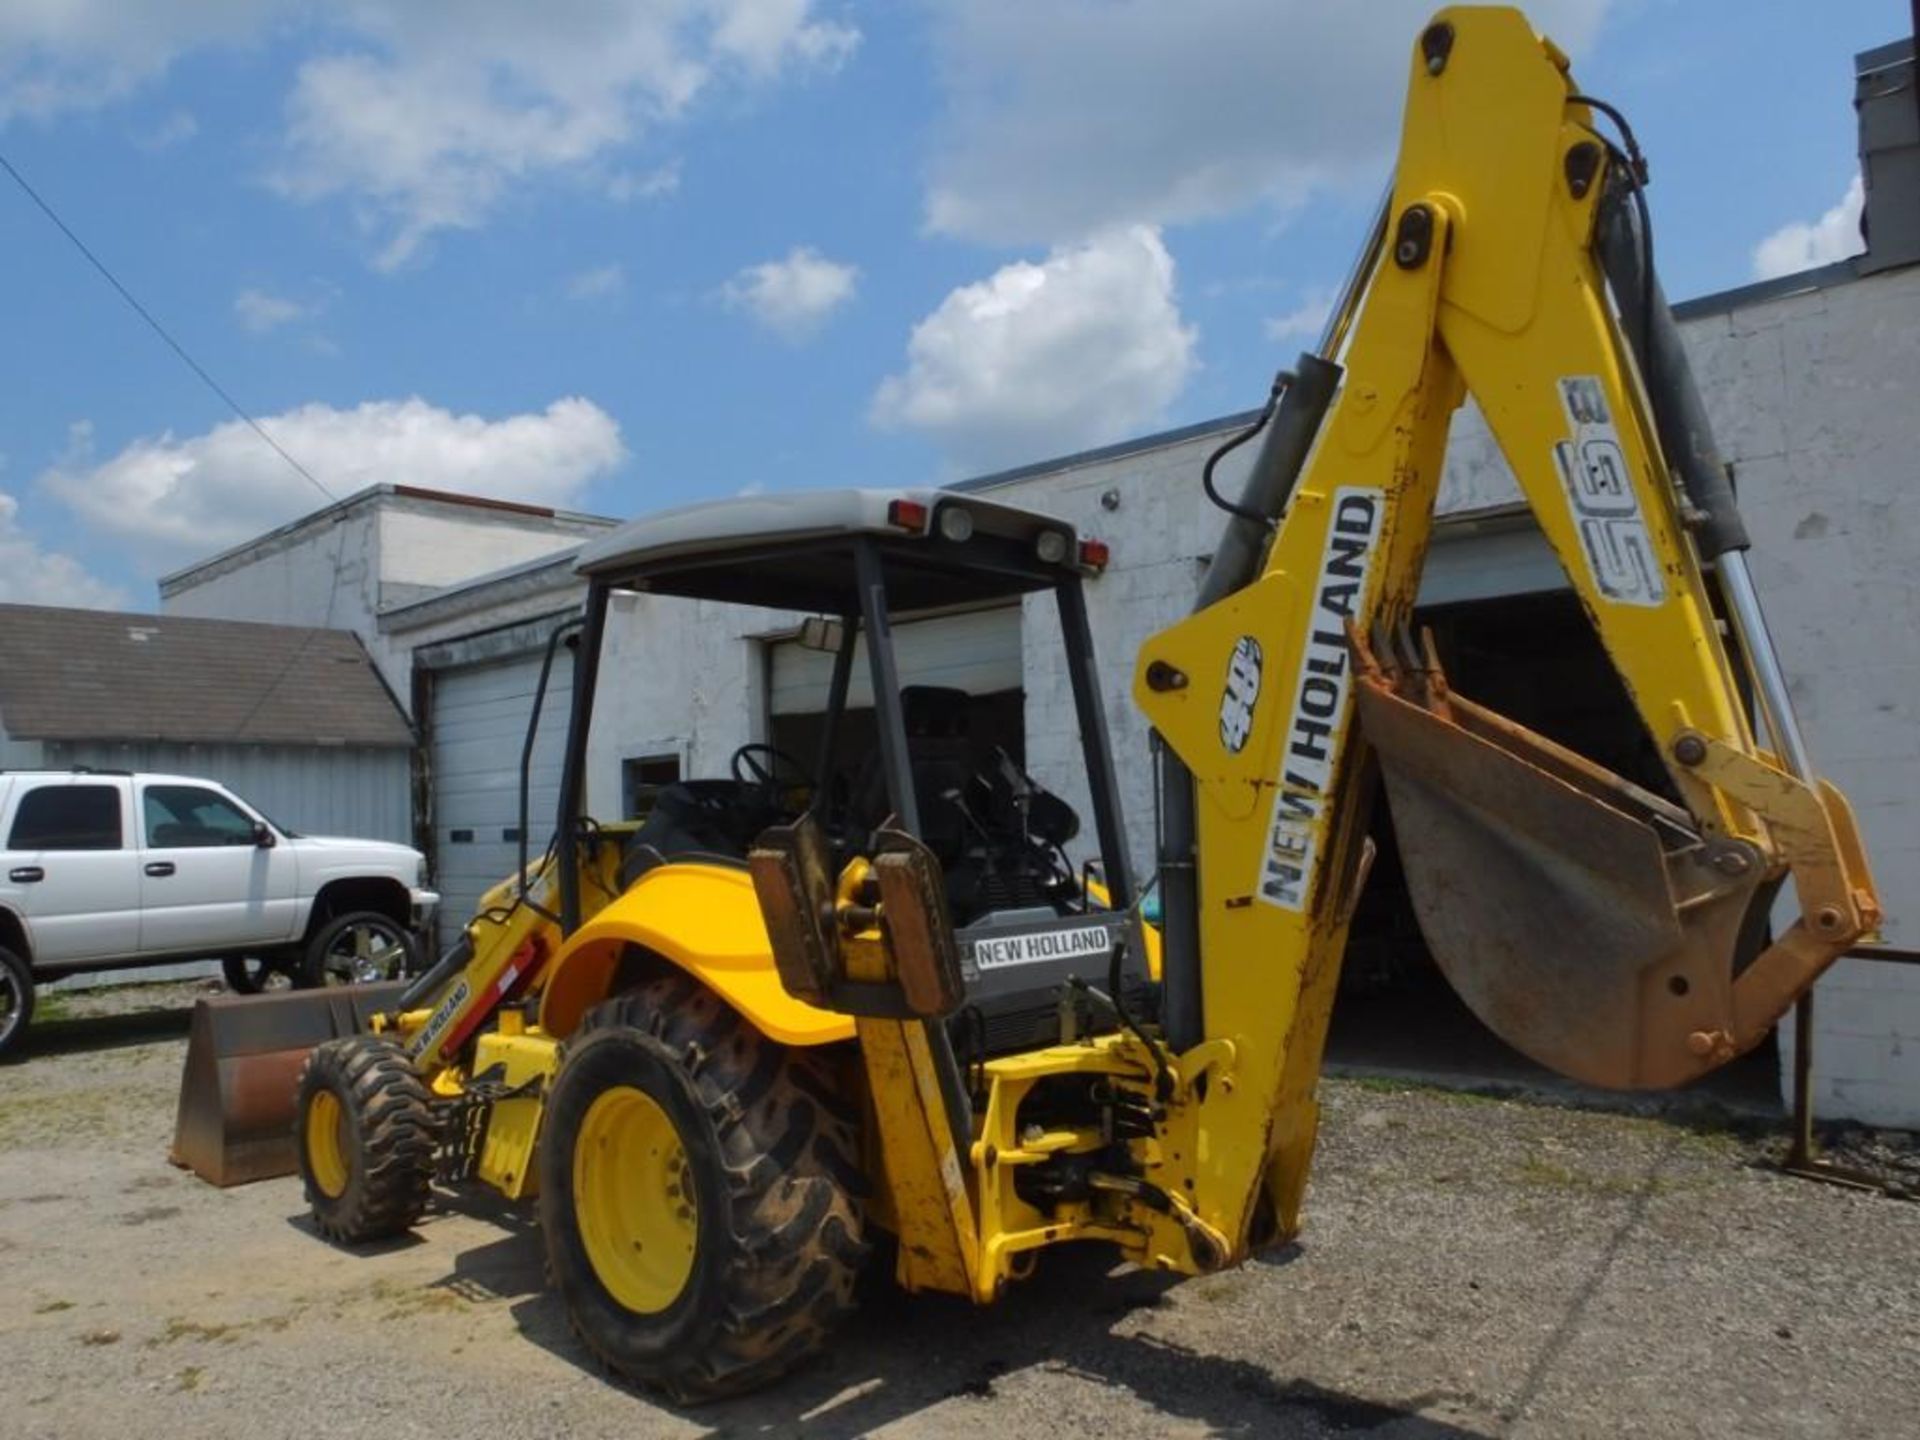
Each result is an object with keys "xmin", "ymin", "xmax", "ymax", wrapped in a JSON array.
[
  {"xmin": 769, "ymin": 605, "xmax": 1022, "ymax": 715},
  {"xmin": 431, "ymin": 651, "xmax": 573, "ymax": 945}
]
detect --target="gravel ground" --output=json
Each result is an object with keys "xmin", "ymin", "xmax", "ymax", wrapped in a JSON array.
[{"xmin": 2, "ymin": 985, "xmax": 1916, "ymax": 1440}]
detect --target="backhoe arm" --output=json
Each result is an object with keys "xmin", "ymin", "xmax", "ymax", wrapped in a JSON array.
[{"xmin": 1137, "ymin": 6, "xmax": 1880, "ymax": 1250}]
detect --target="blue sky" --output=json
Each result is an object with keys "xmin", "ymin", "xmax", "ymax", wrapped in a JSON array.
[{"xmin": 0, "ymin": 1, "xmax": 1904, "ymax": 610}]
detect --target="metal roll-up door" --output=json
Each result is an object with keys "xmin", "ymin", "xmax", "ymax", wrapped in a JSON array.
[
  {"xmin": 769, "ymin": 605, "xmax": 1023, "ymax": 716},
  {"xmin": 430, "ymin": 651, "xmax": 573, "ymax": 944}
]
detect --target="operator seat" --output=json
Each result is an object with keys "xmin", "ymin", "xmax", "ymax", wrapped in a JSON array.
[{"xmin": 852, "ymin": 685, "xmax": 978, "ymax": 863}]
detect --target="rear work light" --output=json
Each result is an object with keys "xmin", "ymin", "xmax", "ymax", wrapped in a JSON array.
[
  {"xmin": 887, "ymin": 498, "xmax": 930, "ymax": 531},
  {"xmin": 937, "ymin": 505, "xmax": 975, "ymax": 543},
  {"xmin": 1078, "ymin": 538, "xmax": 1111, "ymax": 571}
]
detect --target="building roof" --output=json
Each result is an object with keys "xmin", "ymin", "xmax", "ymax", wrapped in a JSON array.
[{"xmin": 0, "ymin": 605, "xmax": 412, "ymax": 747}]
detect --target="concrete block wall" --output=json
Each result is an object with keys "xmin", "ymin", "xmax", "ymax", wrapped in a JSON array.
[{"xmin": 1687, "ymin": 264, "xmax": 1920, "ymax": 1126}]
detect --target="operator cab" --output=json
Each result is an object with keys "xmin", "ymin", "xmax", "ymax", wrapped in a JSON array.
[{"xmin": 555, "ymin": 488, "xmax": 1150, "ymax": 1060}]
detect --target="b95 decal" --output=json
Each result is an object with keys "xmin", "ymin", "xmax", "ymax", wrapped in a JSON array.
[{"xmin": 1554, "ymin": 376, "xmax": 1665, "ymax": 608}]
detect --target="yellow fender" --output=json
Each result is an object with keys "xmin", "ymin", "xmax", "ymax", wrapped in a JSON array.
[{"xmin": 537, "ymin": 862, "xmax": 857, "ymax": 1046}]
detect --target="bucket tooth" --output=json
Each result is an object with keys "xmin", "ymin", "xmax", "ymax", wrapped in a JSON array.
[{"xmin": 1352, "ymin": 630, "xmax": 1766, "ymax": 1090}]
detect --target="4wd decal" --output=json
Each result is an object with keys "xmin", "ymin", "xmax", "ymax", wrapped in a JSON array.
[
  {"xmin": 1258, "ymin": 486, "xmax": 1384, "ymax": 910},
  {"xmin": 1554, "ymin": 376, "xmax": 1665, "ymax": 607},
  {"xmin": 970, "ymin": 923, "xmax": 1113, "ymax": 972},
  {"xmin": 1219, "ymin": 636, "xmax": 1263, "ymax": 753}
]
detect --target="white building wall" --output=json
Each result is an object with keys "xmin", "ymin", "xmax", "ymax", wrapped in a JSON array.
[
  {"xmin": 163, "ymin": 506, "xmax": 383, "ymax": 642},
  {"xmin": 160, "ymin": 489, "xmax": 613, "ymax": 703},
  {"xmin": 377, "ymin": 506, "xmax": 602, "ymax": 598}
]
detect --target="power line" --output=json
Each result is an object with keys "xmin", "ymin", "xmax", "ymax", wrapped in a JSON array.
[
  {"xmin": 0, "ymin": 143, "xmax": 356, "ymax": 739},
  {"xmin": 0, "ymin": 145, "xmax": 337, "ymax": 508}
]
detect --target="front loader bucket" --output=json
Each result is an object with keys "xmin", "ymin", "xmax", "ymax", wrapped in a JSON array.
[
  {"xmin": 1353, "ymin": 632, "xmax": 1770, "ymax": 1090},
  {"xmin": 169, "ymin": 982, "xmax": 406, "ymax": 1186}
]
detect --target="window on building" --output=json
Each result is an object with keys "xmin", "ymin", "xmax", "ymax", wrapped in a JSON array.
[
  {"xmin": 623, "ymin": 754, "xmax": 682, "ymax": 818},
  {"xmin": 143, "ymin": 785, "xmax": 259, "ymax": 848},
  {"xmin": 8, "ymin": 785, "xmax": 123, "ymax": 851}
]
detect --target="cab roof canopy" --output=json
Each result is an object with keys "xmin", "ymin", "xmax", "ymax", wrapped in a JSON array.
[{"xmin": 573, "ymin": 488, "xmax": 1101, "ymax": 615}]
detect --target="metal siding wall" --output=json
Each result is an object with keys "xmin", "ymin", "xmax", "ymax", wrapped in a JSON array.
[{"xmin": 42, "ymin": 741, "xmax": 412, "ymax": 843}]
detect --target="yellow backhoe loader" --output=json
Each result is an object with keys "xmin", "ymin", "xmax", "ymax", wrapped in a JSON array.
[{"xmin": 172, "ymin": 5, "xmax": 1880, "ymax": 1402}]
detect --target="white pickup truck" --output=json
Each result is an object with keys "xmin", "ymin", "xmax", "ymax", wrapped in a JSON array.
[{"xmin": 0, "ymin": 770, "xmax": 437, "ymax": 1057}]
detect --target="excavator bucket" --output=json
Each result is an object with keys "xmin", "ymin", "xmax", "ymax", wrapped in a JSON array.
[
  {"xmin": 169, "ymin": 982, "xmax": 407, "ymax": 1186},
  {"xmin": 1353, "ymin": 629, "xmax": 1771, "ymax": 1090}
]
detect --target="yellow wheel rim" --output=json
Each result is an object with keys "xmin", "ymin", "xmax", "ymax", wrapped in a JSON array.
[
  {"xmin": 306, "ymin": 1089, "xmax": 351, "ymax": 1199},
  {"xmin": 572, "ymin": 1085, "xmax": 698, "ymax": 1315}
]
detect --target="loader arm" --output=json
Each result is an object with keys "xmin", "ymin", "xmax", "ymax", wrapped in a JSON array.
[{"xmin": 1135, "ymin": 5, "xmax": 1880, "ymax": 1248}]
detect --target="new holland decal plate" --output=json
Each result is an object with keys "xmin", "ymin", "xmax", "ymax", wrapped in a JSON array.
[
  {"xmin": 409, "ymin": 977, "xmax": 471, "ymax": 1058},
  {"xmin": 969, "ymin": 922, "xmax": 1114, "ymax": 972},
  {"xmin": 1258, "ymin": 485, "xmax": 1384, "ymax": 910}
]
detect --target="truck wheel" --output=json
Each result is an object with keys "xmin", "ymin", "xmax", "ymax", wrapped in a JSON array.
[
  {"xmin": 0, "ymin": 947, "xmax": 33, "ymax": 1061},
  {"xmin": 301, "ymin": 911, "xmax": 416, "ymax": 988},
  {"xmin": 294, "ymin": 1034, "xmax": 438, "ymax": 1242},
  {"xmin": 539, "ymin": 972, "xmax": 867, "ymax": 1402},
  {"xmin": 221, "ymin": 954, "xmax": 297, "ymax": 994}
]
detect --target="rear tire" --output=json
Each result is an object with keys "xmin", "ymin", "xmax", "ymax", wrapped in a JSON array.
[
  {"xmin": 539, "ymin": 971, "xmax": 867, "ymax": 1402},
  {"xmin": 294, "ymin": 1034, "xmax": 438, "ymax": 1242},
  {"xmin": 0, "ymin": 947, "xmax": 33, "ymax": 1061},
  {"xmin": 221, "ymin": 954, "xmax": 298, "ymax": 995}
]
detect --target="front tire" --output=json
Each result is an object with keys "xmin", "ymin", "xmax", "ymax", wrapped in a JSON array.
[
  {"xmin": 301, "ymin": 911, "xmax": 416, "ymax": 988},
  {"xmin": 294, "ymin": 1035, "xmax": 438, "ymax": 1242},
  {"xmin": 0, "ymin": 947, "xmax": 34, "ymax": 1061},
  {"xmin": 539, "ymin": 972, "xmax": 866, "ymax": 1402}
]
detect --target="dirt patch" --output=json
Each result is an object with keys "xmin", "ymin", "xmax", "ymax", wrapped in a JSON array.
[{"xmin": 1, "ymin": 1008, "xmax": 1916, "ymax": 1439}]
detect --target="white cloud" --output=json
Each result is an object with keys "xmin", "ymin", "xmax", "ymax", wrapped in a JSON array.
[
  {"xmin": 1, "ymin": 4, "xmax": 857, "ymax": 265},
  {"xmin": 721, "ymin": 246, "xmax": 858, "ymax": 340},
  {"xmin": 1264, "ymin": 288, "xmax": 1333, "ymax": 345},
  {"xmin": 134, "ymin": 108, "xmax": 200, "ymax": 151},
  {"xmin": 709, "ymin": 0, "xmax": 859, "ymax": 75},
  {"xmin": 1753, "ymin": 176, "xmax": 1866, "ymax": 281},
  {"xmin": 271, "ymin": 2, "xmax": 860, "ymax": 268},
  {"xmin": 566, "ymin": 263, "xmax": 628, "ymax": 300},
  {"xmin": 872, "ymin": 226, "xmax": 1198, "ymax": 472},
  {"xmin": 922, "ymin": 0, "xmax": 1608, "ymax": 246},
  {"xmin": 0, "ymin": 1, "xmax": 271, "ymax": 123},
  {"xmin": 234, "ymin": 287, "xmax": 310, "ymax": 333},
  {"xmin": 606, "ymin": 159, "xmax": 681, "ymax": 203},
  {"xmin": 41, "ymin": 398, "xmax": 625, "ymax": 572},
  {"xmin": 0, "ymin": 490, "xmax": 126, "ymax": 609}
]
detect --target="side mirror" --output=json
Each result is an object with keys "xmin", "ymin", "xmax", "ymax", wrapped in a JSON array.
[
  {"xmin": 251, "ymin": 821, "xmax": 276, "ymax": 849},
  {"xmin": 797, "ymin": 615, "xmax": 845, "ymax": 654}
]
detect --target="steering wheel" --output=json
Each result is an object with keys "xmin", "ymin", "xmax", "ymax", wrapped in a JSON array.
[{"xmin": 730, "ymin": 742, "xmax": 812, "ymax": 797}]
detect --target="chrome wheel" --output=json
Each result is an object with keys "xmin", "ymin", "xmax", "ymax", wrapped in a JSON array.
[
  {"xmin": 314, "ymin": 915, "xmax": 412, "ymax": 987},
  {"xmin": 0, "ymin": 947, "xmax": 33, "ymax": 1060}
]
